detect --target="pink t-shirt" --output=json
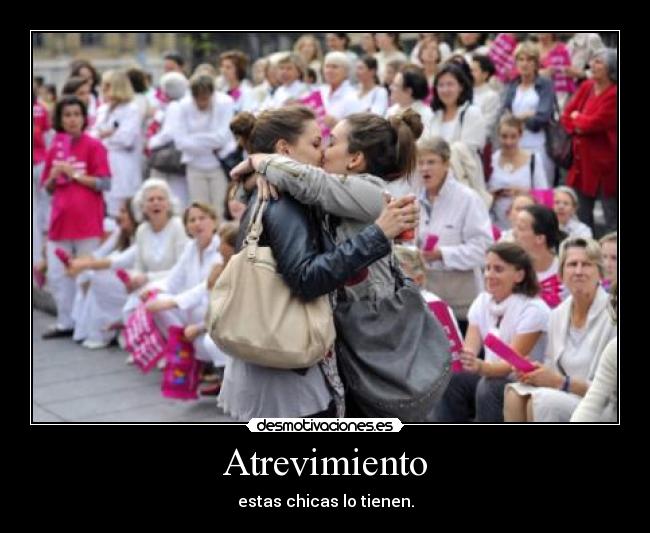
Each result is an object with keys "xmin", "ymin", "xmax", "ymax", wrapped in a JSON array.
[
  {"xmin": 33, "ymin": 102, "xmax": 50, "ymax": 164},
  {"xmin": 541, "ymin": 43, "xmax": 576, "ymax": 95},
  {"xmin": 41, "ymin": 132, "xmax": 111, "ymax": 241}
]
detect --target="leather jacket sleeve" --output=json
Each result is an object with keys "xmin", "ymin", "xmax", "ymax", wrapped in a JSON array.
[{"xmin": 238, "ymin": 192, "xmax": 391, "ymax": 302}]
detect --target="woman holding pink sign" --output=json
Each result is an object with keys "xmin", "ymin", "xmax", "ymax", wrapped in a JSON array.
[
  {"xmin": 41, "ymin": 96, "xmax": 111, "ymax": 339},
  {"xmin": 415, "ymin": 136, "xmax": 493, "ymax": 330},
  {"xmin": 504, "ymin": 237, "xmax": 616, "ymax": 422},
  {"xmin": 434, "ymin": 242, "xmax": 550, "ymax": 423}
]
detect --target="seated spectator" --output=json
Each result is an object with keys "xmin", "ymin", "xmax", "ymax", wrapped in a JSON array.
[{"xmin": 553, "ymin": 186, "xmax": 593, "ymax": 239}]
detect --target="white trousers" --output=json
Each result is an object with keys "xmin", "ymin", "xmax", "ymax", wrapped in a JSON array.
[
  {"xmin": 47, "ymin": 238, "xmax": 101, "ymax": 329},
  {"xmin": 72, "ymin": 269, "xmax": 129, "ymax": 343},
  {"xmin": 186, "ymin": 165, "xmax": 227, "ymax": 221}
]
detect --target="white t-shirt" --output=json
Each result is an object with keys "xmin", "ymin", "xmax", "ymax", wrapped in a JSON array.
[
  {"xmin": 468, "ymin": 292, "xmax": 551, "ymax": 364},
  {"xmin": 512, "ymin": 86, "xmax": 545, "ymax": 151},
  {"xmin": 357, "ymin": 85, "xmax": 389, "ymax": 116},
  {"xmin": 488, "ymin": 150, "xmax": 549, "ymax": 229}
]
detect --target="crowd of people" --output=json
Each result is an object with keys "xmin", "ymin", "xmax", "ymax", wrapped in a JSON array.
[{"xmin": 33, "ymin": 32, "xmax": 618, "ymax": 423}]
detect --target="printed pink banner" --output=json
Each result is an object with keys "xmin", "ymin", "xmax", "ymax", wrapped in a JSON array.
[{"xmin": 428, "ymin": 300, "xmax": 463, "ymax": 372}]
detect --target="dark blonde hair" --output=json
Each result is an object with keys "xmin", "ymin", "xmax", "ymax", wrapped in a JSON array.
[
  {"xmin": 230, "ymin": 106, "xmax": 316, "ymax": 154},
  {"xmin": 346, "ymin": 110, "xmax": 423, "ymax": 181},
  {"xmin": 498, "ymin": 114, "xmax": 524, "ymax": 135},
  {"xmin": 183, "ymin": 202, "xmax": 219, "ymax": 236},
  {"xmin": 218, "ymin": 221, "xmax": 240, "ymax": 249}
]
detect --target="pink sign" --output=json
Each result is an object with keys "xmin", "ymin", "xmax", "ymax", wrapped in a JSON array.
[
  {"xmin": 531, "ymin": 188, "xmax": 555, "ymax": 208},
  {"xmin": 484, "ymin": 333, "xmax": 536, "ymax": 373},
  {"xmin": 54, "ymin": 248, "xmax": 71, "ymax": 267},
  {"xmin": 161, "ymin": 325, "xmax": 201, "ymax": 400},
  {"xmin": 115, "ymin": 269, "xmax": 131, "ymax": 286},
  {"xmin": 428, "ymin": 300, "xmax": 464, "ymax": 372},
  {"xmin": 123, "ymin": 293, "xmax": 166, "ymax": 373},
  {"xmin": 423, "ymin": 234, "xmax": 439, "ymax": 252},
  {"xmin": 540, "ymin": 274, "xmax": 562, "ymax": 309},
  {"xmin": 299, "ymin": 90, "xmax": 330, "ymax": 138}
]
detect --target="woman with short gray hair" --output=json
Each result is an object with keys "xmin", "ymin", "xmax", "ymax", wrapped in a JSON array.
[
  {"xmin": 504, "ymin": 237, "xmax": 616, "ymax": 422},
  {"xmin": 561, "ymin": 48, "xmax": 617, "ymax": 234}
]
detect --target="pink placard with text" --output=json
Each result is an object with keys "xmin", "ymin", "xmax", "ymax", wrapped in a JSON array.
[{"xmin": 428, "ymin": 300, "xmax": 463, "ymax": 372}]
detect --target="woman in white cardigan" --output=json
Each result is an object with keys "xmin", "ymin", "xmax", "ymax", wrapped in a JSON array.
[
  {"xmin": 144, "ymin": 202, "xmax": 227, "ymax": 368},
  {"xmin": 504, "ymin": 237, "xmax": 617, "ymax": 422},
  {"xmin": 121, "ymin": 179, "xmax": 189, "ymax": 327},
  {"xmin": 423, "ymin": 63, "xmax": 487, "ymax": 186},
  {"xmin": 571, "ymin": 282, "xmax": 617, "ymax": 422}
]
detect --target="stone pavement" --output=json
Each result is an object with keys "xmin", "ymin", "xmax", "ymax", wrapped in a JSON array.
[{"xmin": 32, "ymin": 306, "xmax": 235, "ymax": 423}]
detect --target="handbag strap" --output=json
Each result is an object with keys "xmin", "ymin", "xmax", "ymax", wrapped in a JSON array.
[
  {"xmin": 245, "ymin": 194, "xmax": 268, "ymax": 260},
  {"xmin": 529, "ymin": 152, "xmax": 536, "ymax": 189}
]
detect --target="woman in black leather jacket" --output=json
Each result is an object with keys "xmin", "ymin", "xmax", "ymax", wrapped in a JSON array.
[{"xmin": 217, "ymin": 106, "xmax": 419, "ymax": 420}]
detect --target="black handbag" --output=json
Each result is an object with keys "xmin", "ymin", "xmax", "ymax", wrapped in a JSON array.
[
  {"xmin": 217, "ymin": 147, "xmax": 244, "ymax": 178},
  {"xmin": 334, "ymin": 259, "xmax": 452, "ymax": 422},
  {"xmin": 148, "ymin": 142, "xmax": 185, "ymax": 175},
  {"xmin": 545, "ymin": 98, "xmax": 573, "ymax": 170}
]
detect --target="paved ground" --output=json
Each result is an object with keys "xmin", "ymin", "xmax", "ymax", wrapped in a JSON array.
[{"xmin": 32, "ymin": 307, "xmax": 235, "ymax": 423}]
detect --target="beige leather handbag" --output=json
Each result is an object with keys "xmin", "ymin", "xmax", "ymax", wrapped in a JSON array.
[{"xmin": 207, "ymin": 196, "xmax": 336, "ymax": 369}]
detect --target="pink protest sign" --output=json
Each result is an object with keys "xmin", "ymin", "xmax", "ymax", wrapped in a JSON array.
[
  {"xmin": 115, "ymin": 269, "xmax": 131, "ymax": 286},
  {"xmin": 299, "ymin": 90, "xmax": 330, "ymax": 138},
  {"xmin": 54, "ymin": 248, "xmax": 71, "ymax": 267},
  {"xmin": 123, "ymin": 293, "xmax": 166, "ymax": 373},
  {"xmin": 484, "ymin": 333, "xmax": 536, "ymax": 373},
  {"xmin": 428, "ymin": 300, "xmax": 464, "ymax": 372},
  {"xmin": 531, "ymin": 189, "xmax": 555, "ymax": 208},
  {"xmin": 540, "ymin": 275, "xmax": 562, "ymax": 309},
  {"xmin": 423, "ymin": 234, "xmax": 439, "ymax": 252}
]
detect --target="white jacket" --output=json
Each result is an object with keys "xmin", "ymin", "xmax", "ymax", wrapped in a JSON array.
[
  {"xmin": 424, "ymin": 101, "xmax": 487, "ymax": 154},
  {"xmin": 172, "ymin": 93, "xmax": 237, "ymax": 170},
  {"xmin": 133, "ymin": 216, "xmax": 189, "ymax": 282},
  {"xmin": 417, "ymin": 175, "xmax": 493, "ymax": 273},
  {"xmin": 545, "ymin": 288, "xmax": 617, "ymax": 382},
  {"xmin": 165, "ymin": 234, "xmax": 223, "ymax": 312},
  {"xmin": 92, "ymin": 101, "xmax": 143, "ymax": 198}
]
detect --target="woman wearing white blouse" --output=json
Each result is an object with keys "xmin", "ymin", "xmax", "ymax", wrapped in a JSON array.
[
  {"xmin": 145, "ymin": 203, "xmax": 227, "ymax": 367},
  {"xmin": 424, "ymin": 63, "xmax": 487, "ymax": 185},
  {"xmin": 321, "ymin": 52, "xmax": 364, "ymax": 130},
  {"xmin": 435, "ymin": 242, "xmax": 551, "ymax": 422},
  {"xmin": 470, "ymin": 54, "xmax": 501, "ymax": 145},
  {"xmin": 356, "ymin": 55, "xmax": 389, "ymax": 117},
  {"xmin": 374, "ymin": 33, "xmax": 408, "ymax": 85},
  {"xmin": 416, "ymin": 136, "xmax": 493, "ymax": 327},
  {"xmin": 505, "ymin": 238, "xmax": 616, "ymax": 422},
  {"xmin": 489, "ymin": 116, "xmax": 548, "ymax": 229},
  {"xmin": 92, "ymin": 70, "xmax": 144, "ymax": 217},
  {"xmin": 121, "ymin": 179, "xmax": 189, "ymax": 325}
]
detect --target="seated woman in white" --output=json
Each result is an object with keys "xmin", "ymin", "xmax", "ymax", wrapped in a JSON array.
[
  {"xmin": 68, "ymin": 199, "xmax": 139, "ymax": 349},
  {"xmin": 121, "ymin": 179, "xmax": 189, "ymax": 328},
  {"xmin": 435, "ymin": 242, "xmax": 551, "ymax": 423},
  {"xmin": 504, "ymin": 238, "xmax": 617, "ymax": 422},
  {"xmin": 144, "ymin": 203, "xmax": 227, "ymax": 369}
]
